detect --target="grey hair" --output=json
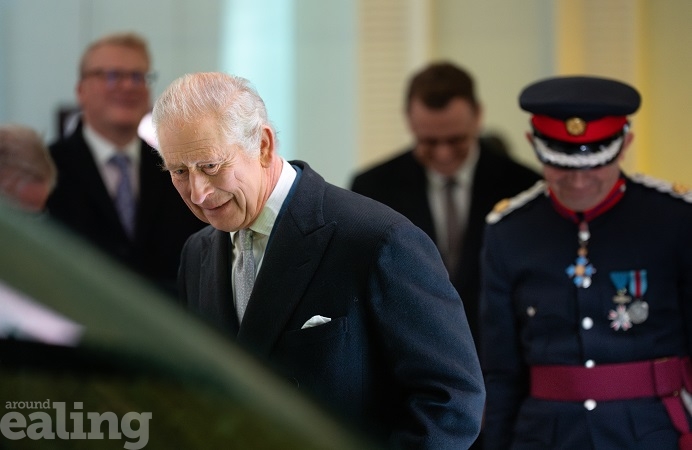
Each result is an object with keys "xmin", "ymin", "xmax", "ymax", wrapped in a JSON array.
[
  {"xmin": 80, "ymin": 32, "xmax": 151, "ymax": 77},
  {"xmin": 0, "ymin": 124, "xmax": 57, "ymax": 189},
  {"xmin": 152, "ymin": 72, "xmax": 271, "ymax": 157}
]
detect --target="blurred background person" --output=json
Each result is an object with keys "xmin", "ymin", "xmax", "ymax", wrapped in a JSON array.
[
  {"xmin": 351, "ymin": 61, "xmax": 540, "ymax": 351},
  {"xmin": 46, "ymin": 32, "xmax": 204, "ymax": 297},
  {"xmin": 351, "ymin": 64, "xmax": 541, "ymax": 449},
  {"xmin": 0, "ymin": 124, "xmax": 56, "ymax": 213},
  {"xmin": 481, "ymin": 75, "xmax": 692, "ymax": 449}
]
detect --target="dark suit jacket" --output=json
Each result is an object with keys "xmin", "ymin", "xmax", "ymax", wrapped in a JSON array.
[
  {"xmin": 179, "ymin": 161, "xmax": 485, "ymax": 449},
  {"xmin": 46, "ymin": 122, "xmax": 205, "ymax": 297},
  {"xmin": 350, "ymin": 144, "xmax": 541, "ymax": 347}
]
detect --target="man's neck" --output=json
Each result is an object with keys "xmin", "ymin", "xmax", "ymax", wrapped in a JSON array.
[{"xmin": 84, "ymin": 121, "xmax": 139, "ymax": 148}]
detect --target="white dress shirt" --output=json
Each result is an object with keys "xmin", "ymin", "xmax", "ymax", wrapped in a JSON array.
[
  {"xmin": 230, "ymin": 158, "xmax": 297, "ymax": 304},
  {"xmin": 83, "ymin": 124, "xmax": 141, "ymax": 199},
  {"xmin": 426, "ymin": 143, "xmax": 479, "ymax": 253}
]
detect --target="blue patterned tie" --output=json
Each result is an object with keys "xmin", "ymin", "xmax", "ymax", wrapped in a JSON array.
[
  {"xmin": 234, "ymin": 229, "xmax": 255, "ymax": 322},
  {"xmin": 109, "ymin": 153, "xmax": 136, "ymax": 238}
]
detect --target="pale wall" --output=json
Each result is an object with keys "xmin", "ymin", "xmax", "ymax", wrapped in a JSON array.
[{"xmin": 1, "ymin": 0, "xmax": 691, "ymax": 187}]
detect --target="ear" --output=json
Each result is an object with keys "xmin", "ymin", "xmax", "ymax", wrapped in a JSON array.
[
  {"xmin": 259, "ymin": 126, "xmax": 275, "ymax": 167},
  {"xmin": 618, "ymin": 131, "xmax": 635, "ymax": 161},
  {"xmin": 76, "ymin": 82, "xmax": 84, "ymax": 106},
  {"xmin": 623, "ymin": 131, "xmax": 635, "ymax": 148},
  {"xmin": 524, "ymin": 131, "xmax": 535, "ymax": 145}
]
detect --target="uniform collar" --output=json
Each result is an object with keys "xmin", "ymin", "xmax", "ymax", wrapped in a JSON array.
[{"xmin": 549, "ymin": 177, "xmax": 626, "ymax": 223}]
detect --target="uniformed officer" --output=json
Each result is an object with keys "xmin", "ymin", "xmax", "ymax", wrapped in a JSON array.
[{"xmin": 480, "ymin": 75, "xmax": 692, "ymax": 450}]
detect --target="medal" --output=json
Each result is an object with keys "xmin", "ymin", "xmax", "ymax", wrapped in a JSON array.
[
  {"xmin": 550, "ymin": 179, "xmax": 626, "ymax": 290},
  {"xmin": 610, "ymin": 272, "xmax": 632, "ymax": 304},
  {"xmin": 566, "ymin": 221, "xmax": 595, "ymax": 288},
  {"xmin": 613, "ymin": 289, "xmax": 631, "ymax": 304},
  {"xmin": 627, "ymin": 270, "xmax": 648, "ymax": 324},
  {"xmin": 608, "ymin": 305, "xmax": 632, "ymax": 331},
  {"xmin": 608, "ymin": 269, "xmax": 648, "ymax": 330},
  {"xmin": 628, "ymin": 300, "xmax": 649, "ymax": 324}
]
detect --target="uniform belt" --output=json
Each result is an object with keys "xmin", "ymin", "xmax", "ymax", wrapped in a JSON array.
[
  {"xmin": 531, "ymin": 357, "xmax": 692, "ymax": 401},
  {"xmin": 531, "ymin": 357, "xmax": 692, "ymax": 450}
]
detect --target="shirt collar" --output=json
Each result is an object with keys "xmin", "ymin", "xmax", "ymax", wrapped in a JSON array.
[
  {"xmin": 231, "ymin": 157, "xmax": 297, "ymax": 241},
  {"xmin": 83, "ymin": 123, "xmax": 140, "ymax": 166}
]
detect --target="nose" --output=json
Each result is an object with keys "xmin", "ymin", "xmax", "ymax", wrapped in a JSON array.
[
  {"xmin": 431, "ymin": 142, "xmax": 458, "ymax": 163},
  {"xmin": 568, "ymin": 170, "xmax": 590, "ymax": 187},
  {"xmin": 189, "ymin": 171, "xmax": 212, "ymax": 205}
]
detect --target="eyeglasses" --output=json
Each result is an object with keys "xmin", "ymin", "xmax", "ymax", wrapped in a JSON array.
[
  {"xmin": 416, "ymin": 135, "xmax": 468, "ymax": 152},
  {"xmin": 81, "ymin": 69, "xmax": 157, "ymax": 88}
]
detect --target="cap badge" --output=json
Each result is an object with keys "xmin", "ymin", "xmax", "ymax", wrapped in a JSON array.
[{"xmin": 565, "ymin": 117, "xmax": 586, "ymax": 136}]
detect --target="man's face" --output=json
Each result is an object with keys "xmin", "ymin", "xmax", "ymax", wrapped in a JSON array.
[
  {"xmin": 0, "ymin": 168, "xmax": 51, "ymax": 213},
  {"xmin": 543, "ymin": 160, "xmax": 623, "ymax": 212},
  {"xmin": 157, "ymin": 118, "xmax": 270, "ymax": 232},
  {"xmin": 408, "ymin": 97, "xmax": 481, "ymax": 177},
  {"xmin": 538, "ymin": 132, "xmax": 631, "ymax": 212},
  {"xmin": 77, "ymin": 44, "xmax": 151, "ymax": 137}
]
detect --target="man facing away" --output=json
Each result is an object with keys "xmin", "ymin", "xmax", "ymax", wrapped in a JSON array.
[
  {"xmin": 46, "ymin": 33, "xmax": 204, "ymax": 296},
  {"xmin": 152, "ymin": 71, "xmax": 485, "ymax": 449}
]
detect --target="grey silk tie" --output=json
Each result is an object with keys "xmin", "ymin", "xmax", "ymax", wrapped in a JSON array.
[
  {"xmin": 109, "ymin": 153, "xmax": 136, "ymax": 238},
  {"xmin": 444, "ymin": 178, "xmax": 461, "ymax": 274},
  {"xmin": 234, "ymin": 228, "xmax": 255, "ymax": 322}
]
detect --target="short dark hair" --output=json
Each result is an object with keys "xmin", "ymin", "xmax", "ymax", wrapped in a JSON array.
[{"xmin": 405, "ymin": 61, "xmax": 478, "ymax": 112}]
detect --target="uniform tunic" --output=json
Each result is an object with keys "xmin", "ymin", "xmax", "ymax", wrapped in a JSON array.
[{"xmin": 480, "ymin": 174, "xmax": 692, "ymax": 449}]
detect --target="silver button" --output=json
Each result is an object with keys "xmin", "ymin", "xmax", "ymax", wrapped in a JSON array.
[
  {"xmin": 584, "ymin": 399, "xmax": 597, "ymax": 410},
  {"xmin": 582, "ymin": 317, "xmax": 594, "ymax": 330},
  {"xmin": 585, "ymin": 359, "xmax": 595, "ymax": 368},
  {"xmin": 526, "ymin": 306, "xmax": 536, "ymax": 317}
]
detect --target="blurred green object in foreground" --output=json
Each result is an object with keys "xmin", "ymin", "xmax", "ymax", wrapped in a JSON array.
[{"xmin": 0, "ymin": 201, "xmax": 376, "ymax": 450}]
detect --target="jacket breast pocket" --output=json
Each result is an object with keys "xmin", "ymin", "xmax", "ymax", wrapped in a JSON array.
[
  {"xmin": 272, "ymin": 316, "xmax": 353, "ymax": 397},
  {"xmin": 279, "ymin": 316, "xmax": 348, "ymax": 349}
]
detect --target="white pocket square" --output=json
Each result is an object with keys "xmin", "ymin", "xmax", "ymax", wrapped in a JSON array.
[{"xmin": 301, "ymin": 315, "xmax": 331, "ymax": 329}]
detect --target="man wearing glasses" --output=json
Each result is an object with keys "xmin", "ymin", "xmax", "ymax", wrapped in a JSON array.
[{"xmin": 46, "ymin": 33, "xmax": 204, "ymax": 297}]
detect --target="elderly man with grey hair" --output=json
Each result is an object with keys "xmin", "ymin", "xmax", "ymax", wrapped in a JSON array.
[{"xmin": 152, "ymin": 72, "xmax": 485, "ymax": 450}]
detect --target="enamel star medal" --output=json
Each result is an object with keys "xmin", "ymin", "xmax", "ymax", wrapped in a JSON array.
[
  {"xmin": 553, "ymin": 179, "xmax": 626, "ymax": 291},
  {"xmin": 566, "ymin": 221, "xmax": 595, "ymax": 288},
  {"xmin": 608, "ymin": 270, "xmax": 648, "ymax": 330}
]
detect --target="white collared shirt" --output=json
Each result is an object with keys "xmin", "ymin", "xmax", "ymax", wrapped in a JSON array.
[
  {"xmin": 426, "ymin": 143, "xmax": 479, "ymax": 251},
  {"xmin": 83, "ymin": 124, "xmax": 141, "ymax": 199},
  {"xmin": 230, "ymin": 157, "xmax": 297, "ymax": 278}
]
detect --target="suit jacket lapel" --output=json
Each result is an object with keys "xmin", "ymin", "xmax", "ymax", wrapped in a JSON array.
[
  {"xmin": 237, "ymin": 163, "xmax": 335, "ymax": 356},
  {"xmin": 203, "ymin": 228, "xmax": 240, "ymax": 336},
  {"xmin": 71, "ymin": 129, "xmax": 123, "ymax": 225},
  {"xmin": 397, "ymin": 152, "xmax": 436, "ymax": 240},
  {"xmin": 137, "ymin": 142, "xmax": 165, "ymax": 235}
]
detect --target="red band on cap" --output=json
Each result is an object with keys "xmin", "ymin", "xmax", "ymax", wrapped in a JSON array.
[{"xmin": 532, "ymin": 115, "xmax": 628, "ymax": 143}]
